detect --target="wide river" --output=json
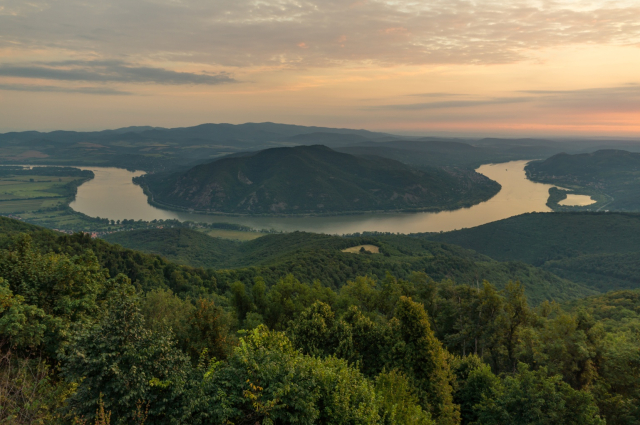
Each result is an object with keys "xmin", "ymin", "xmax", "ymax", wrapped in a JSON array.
[{"xmin": 69, "ymin": 160, "xmax": 586, "ymax": 234}]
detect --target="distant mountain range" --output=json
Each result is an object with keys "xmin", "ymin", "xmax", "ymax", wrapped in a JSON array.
[
  {"xmin": 0, "ymin": 122, "xmax": 394, "ymax": 146},
  {"xmin": 2, "ymin": 122, "xmax": 639, "ymax": 172},
  {"xmin": 0, "ymin": 122, "xmax": 397, "ymax": 172},
  {"xmin": 136, "ymin": 145, "xmax": 501, "ymax": 214}
]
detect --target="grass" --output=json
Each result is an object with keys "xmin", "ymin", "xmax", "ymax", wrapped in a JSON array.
[
  {"xmin": 341, "ymin": 244, "xmax": 380, "ymax": 254},
  {"xmin": 0, "ymin": 169, "xmax": 126, "ymax": 232},
  {"xmin": 198, "ymin": 228, "xmax": 264, "ymax": 241},
  {"xmin": 0, "ymin": 176, "xmax": 79, "ymax": 199},
  {"xmin": 0, "ymin": 175, "xmax": 85, "ymax": 213}
]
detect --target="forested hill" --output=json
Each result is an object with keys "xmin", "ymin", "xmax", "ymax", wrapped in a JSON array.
[
  {"xmin": 526, "ymin": 149, "xmax": 640, "ymax": 210},
  {"xmin": 424, "ymin": 212, "xmax": 640, "ymax": 292},
  {"xmin": 1, "ymin": 216, "xmax": 637, "ymax": 424},
  {"xmin": 0, "ymin": 216, "xmax": 590, "ymax": 304},
  {"xmin": 137, "ymin": 145, "xmax": 500, "ymax": 214},
  {"xmin": 101, "ymin": 224, "xmax": 594, "ymax": 305}
]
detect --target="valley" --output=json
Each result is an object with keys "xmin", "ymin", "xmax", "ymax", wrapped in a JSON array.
[{"xmin": 2, "ymin": 124, "xmax": 640, "ymax": 425}]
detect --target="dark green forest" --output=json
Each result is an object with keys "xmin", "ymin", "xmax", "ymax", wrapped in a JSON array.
[
  {"xmin": 426, "ymin": 212, "xmax": 640, "ymax": 292},
  {"xmin": 101, "ymin": 225, "xmax": 595, "ymax": 305},
  {"xmin": 526, "ymin": 150, "xmax": 640, "ymax": 210},
  {"xmin": 1, "ymin": 216, "xmax": 639, "ymax": 424},
  {"xmin": 137, "ymin": 145, "xmax": 500, "ymax": 215}
]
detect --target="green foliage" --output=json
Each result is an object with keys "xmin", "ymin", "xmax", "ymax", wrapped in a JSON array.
[
  {"xmin": 0, "ymin": 352, "xmax": 71, "ymax": 424},
  {"xmin": 289, "ymin": 297, "xmax": 460, "ymax": 424},
  {"xmin": 452, "ymin": 355, "xmax": 501, "ymax": 425},
  {"xmin": 565, "ymin": 289, "xmax": 640, "ymax": 329},
  {"xmin": 546, "ymin": 252, "xmax": 640, "ymax": 292},
  {"xmin": 61, "ymin": 296, "xmax": 190, "ymax": 424},
  {"xmin": 392, "ymin": 296, "xmax": 460, "ymax": 424},
  {"xmin": 182, "ymin": 326, "xmax": 380, "ymax": 425},
  {"xmin": 184, "ymin": 298, "xmax": 234, "ymax": 362},
  {"xmin": 0, "ymin": 278, "xmax": 48, "ymax": 350},
  {"xmin": 427, "ymin": 212, "xmax": 640, "ymax": 266},
  {"xmin": 475, "ymin": 364, "xmax": 605, "ymax": 425},
  {"xmin": 375, "ymin": 369, "xmax": 434, "ymax": 425},
  {"xmin": 261, "ymin": 275, "xmax": 337, "ymax": 329},
  {"xmin": 593, "ymin": 331, "xmax": 640, "ymax": 424},
  {"xmin": 546, "ymin": 186, "xmax": 569, "ymax": 208},
  {"xmin": 0, "ymin": 235, "xmax": 119, "ymax": 356},
  {"xmin": 2, "ymin": 217, "xmax": 640, "ymax": 424},
  {"xmin": 139, "ymin": 288, "xmax": 195, "ymax": 341}
]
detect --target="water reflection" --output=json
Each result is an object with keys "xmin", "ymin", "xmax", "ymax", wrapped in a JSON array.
[{"xmin": 70, "ymin": 160, "xmax": 558, "ymax": 234}]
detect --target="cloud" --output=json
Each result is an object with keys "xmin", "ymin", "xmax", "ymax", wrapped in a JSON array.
[
  {"xmin": 0, "ymin": 83, "xmax": 132, "ymax": 95},
  {"xmin": 1, "ymin": 0, "xmax": 639, "ymax": 68},
  {"xmin": 0, "ymin": 60, "xmax": 236, "ymax": 85},
  {"xmin": 372, "ymin": 97, "xmax": 531, "ymax": 110},
  {"xmin": 407, "ymin": 93, "xmax": 467, "ymax": 98},
  {"xmin": 521, "ymin": 86, "xmax": 640, "ymax": 97},
  {"xmin": 521, "ymin": 85, "xmax": 640, "ymax": 112},
  {"xmin": 374, "ymin": 84, "xmax": 640, "ymax": 113}
]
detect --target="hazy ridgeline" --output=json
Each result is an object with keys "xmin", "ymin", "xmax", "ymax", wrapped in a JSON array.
[{"xmin": 3, "ymin": 123, "xmax": 640, "ymax": 174}]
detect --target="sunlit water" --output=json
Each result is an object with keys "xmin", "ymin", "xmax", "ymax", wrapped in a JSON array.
[
  {"xmin": 558, "ymin": 194, "xmax": 596, "ymax": 206},
  {"xmin": 67, "ymin": 160, "xmax": 562, "ymax": 234}
]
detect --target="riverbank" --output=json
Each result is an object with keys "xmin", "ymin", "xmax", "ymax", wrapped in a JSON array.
[{"xmin": 67, "ymin": 161, "xmax": 564, "ymax": 234}]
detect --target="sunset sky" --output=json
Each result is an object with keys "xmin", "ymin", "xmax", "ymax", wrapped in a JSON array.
[{"xmin": 1, "ymin": 0, "xmax": 639, "ymax": 136}]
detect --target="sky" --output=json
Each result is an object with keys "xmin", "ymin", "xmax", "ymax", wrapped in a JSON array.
[{"xmin": 1, "ymin": 0, "xmax": 640, "ymax": 136}]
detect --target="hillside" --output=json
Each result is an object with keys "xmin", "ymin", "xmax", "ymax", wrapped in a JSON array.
[
  {"xmin": 337, "ymin": 139, "xmax": 550, "ymax": 168},
  {"xmin": 98, "ymin": 225, "xmax": 595, "ymax": 304},
  {"xmin": 1, "ymin": 216, "xmax": 634, "ymax": 424},
  {"xmin": 103, "ymin": 228, "xmax": 241, "ymax": 268},
  {"xmin": 425, "ymin": 212, "xmax": 640, "ymax": 292},
  {"xmin": 137, "ymin": 145, "xmax": 501, "ymax": 214},
  {"xmin": 526, "ymin": 149, "xmax": 640, "ymax": 210}
]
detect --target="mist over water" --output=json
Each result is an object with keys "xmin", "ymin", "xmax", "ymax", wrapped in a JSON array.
[{"xmin": 70, "ymin": 160, "xmax": 563, "ymax": 234}]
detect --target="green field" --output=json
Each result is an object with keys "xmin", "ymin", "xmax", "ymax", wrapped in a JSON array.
[
  {"xmin": 0, "ymin": 167, "xmax": 267, "ymax": 239},
  {"xmin": 198, "ymin": 227, "xmax": 264, "ymax": 241},
  {"xmin": 0, "ymin": 174, "xmax": 85, "ymax": 213},
  {"xmin": 0, "ymin": 167, "xmax": 146, "ymax": 233}
]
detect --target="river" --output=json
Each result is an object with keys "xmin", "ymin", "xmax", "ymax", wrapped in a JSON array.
[{"xmin": 66, "ymin": 160, "xmax": 595, "ymax": 234}]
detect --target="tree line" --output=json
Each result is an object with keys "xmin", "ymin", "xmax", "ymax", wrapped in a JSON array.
[{"xmin": 2, "ymin": 231, "xmax": 639, "ymax": 424}]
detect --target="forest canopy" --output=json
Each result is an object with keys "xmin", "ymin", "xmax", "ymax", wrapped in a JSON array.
[{"xmin": 0, "ymin": 216, "xmax": 637, "ymax": 424}]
